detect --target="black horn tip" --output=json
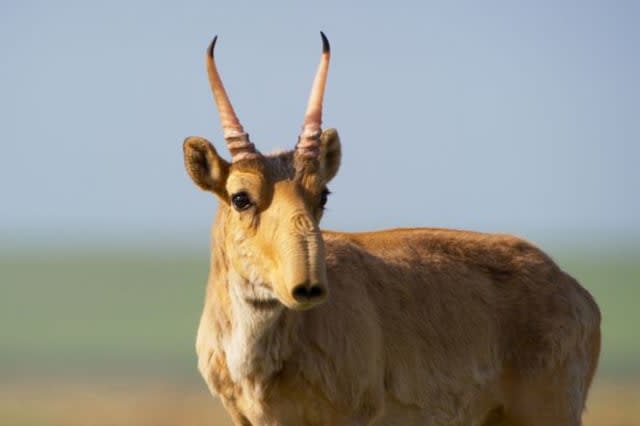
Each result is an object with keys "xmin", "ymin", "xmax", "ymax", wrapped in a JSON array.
[
  {"xmin": 207, "ymin": 35, "xmax": 218, "ymax": 58},
  {"xmin": 320, "ymin": 31, "xmax": 330, "ymax": 53}
]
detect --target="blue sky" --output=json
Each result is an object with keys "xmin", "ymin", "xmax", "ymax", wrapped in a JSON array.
[{"xmin": 1, "ymin": 1, "xmax": 638, "ymax": 247}]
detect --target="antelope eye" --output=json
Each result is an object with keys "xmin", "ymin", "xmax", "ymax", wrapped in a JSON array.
[
  {"xmin": 320, "ymin": 188, "xmax": 331, "ymax": 209},
  {"xmin": 231, "ymin": 192, "xmax": 252, "ymax": 211}
]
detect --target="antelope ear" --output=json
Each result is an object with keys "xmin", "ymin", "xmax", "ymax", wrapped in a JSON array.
[
  {"xmin": 319, "ymin": 128, "xmax": 341, "ymax": 183},
  {"xmin": 183, "ymin": 136, "xmax": 230, "ymax": 198}
]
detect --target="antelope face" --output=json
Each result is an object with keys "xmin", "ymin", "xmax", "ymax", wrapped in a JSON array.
[{"xmin": 183, "ymin": 33, "xmax": 340, "ymax": 310}]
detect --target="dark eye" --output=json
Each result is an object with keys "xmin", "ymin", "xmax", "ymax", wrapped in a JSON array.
[
  {"xmin": 320, "ymin": 188, "xmax": 331, "ymax": 209},
  {"xmin": 231, "ymin": 191, "xmax": 252, "ymax": 211}
]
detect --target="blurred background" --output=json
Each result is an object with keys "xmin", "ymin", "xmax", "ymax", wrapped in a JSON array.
[{"xmin": 1, "ymin": 1, "xmax": 638, "ymax": 425}]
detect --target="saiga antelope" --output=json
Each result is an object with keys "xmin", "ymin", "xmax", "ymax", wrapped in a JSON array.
[{"xmin": 183, "ymin": 33, "xmax": 601, "ymax": 426}]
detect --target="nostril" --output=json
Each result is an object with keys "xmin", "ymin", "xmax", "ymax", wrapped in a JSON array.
[
  {"xmin": 292, "ymin": 283, "xmax": 325, "ymax": 302},
  {"xmin": 308, "ymin": 285, "xmax": 324, "ymax": 299},
  {"xmin": 292, "ymin": 284, "xmax": 310, "ymax": 301}
]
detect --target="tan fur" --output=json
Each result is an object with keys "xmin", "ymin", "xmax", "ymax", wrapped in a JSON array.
[{"xmin": 183, "ymin": 132, "xmax": 601, "ymax": 425}]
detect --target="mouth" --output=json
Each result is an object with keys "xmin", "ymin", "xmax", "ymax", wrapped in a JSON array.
[
  {"xmin": 244, "ymin": 297, "xmax": 281, "ymax": 310},
  {"xmin": 242, "ymin": 281, "xmax": 282, "ymax": 310},
  {"xmin": 287, "ymin": 299, "xmax": 326, "ymax": 311}
]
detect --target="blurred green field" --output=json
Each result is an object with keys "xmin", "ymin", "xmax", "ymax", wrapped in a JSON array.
[
  {"xmin": 1, "ymin": 246, "xmax": 638, "ymax": 378},
  {"xmin": 1, "ymin": 245, "xmax": 638, "ymax": 425},
  {"xmin": 0, "ymin": 250, "xmax": 208, "ymax": 381}
]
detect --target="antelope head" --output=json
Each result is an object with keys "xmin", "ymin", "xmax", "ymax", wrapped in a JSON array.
[{"xmin": 183, "ymin": 33, "xmax": 341, "ymax": 311}]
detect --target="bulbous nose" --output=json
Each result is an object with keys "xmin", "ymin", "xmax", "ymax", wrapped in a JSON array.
[{"xmin": 291, "ymin": 282, "xmax": 326, "ymax": 304}]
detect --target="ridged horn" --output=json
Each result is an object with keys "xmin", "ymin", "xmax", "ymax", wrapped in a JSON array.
[
  {"xmin": 296, "ymin": 32, "xmax": 330, "ymax": 159},
  {"xmin": 206, "ymin": 36, "xmax": 259, "ymax": 162}
]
